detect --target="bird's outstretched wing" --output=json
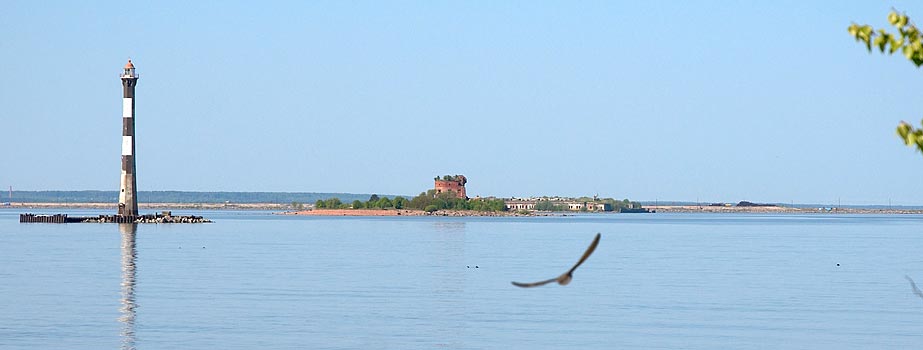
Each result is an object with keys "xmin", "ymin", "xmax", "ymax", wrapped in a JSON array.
[
  {"xmin": 511, "ymin": 233, "xmax": 601, "ymax": 288},
  {"xmin": 511, "ymin": 278, "xmax": 558, "ymax": 288},
  {"xmin": 567, "ymin": 233, "xmax": 601, "ymax": 275},
  {"xmin": 906, "ymin": 275, "xmax": 923, "ymax": 300}
]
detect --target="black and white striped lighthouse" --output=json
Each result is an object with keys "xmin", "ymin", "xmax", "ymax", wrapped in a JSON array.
[{"xmin": 118, "ymin": 59, "xmax": 139, "ymax": 217}]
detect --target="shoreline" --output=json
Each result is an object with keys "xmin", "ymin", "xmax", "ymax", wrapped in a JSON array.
[
  {"xmin": 4, "ymin": 203, "xmax": 923, "ymax": 215},
  {"xmin": 646, "ymin": 205, "xmax": 923, "ymax": 214},
  {"xmin": 278, "ymin": 209, "xmax": 534, "ymax": 217}
]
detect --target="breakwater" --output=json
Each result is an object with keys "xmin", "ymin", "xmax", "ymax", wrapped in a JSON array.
[{"xmin": 20, "ymin": 212, "xmax": 211, "ymax": 224}]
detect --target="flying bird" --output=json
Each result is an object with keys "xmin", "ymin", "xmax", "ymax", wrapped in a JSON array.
[{"xmin": 512, "ymin": 233, "xmax": 601, "ymax": 288}]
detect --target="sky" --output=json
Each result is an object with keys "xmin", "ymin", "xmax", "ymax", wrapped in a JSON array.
[{"xmin": 2, "ymin": 1, "xmax": 923, "ymax": 205}]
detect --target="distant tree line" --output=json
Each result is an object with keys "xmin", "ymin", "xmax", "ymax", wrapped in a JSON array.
[
  {"xmin": 315, "ymin": 190, "xmax": 507, "ymax": 213},
  {"xmin": 315, "ymin": 194, "xmax": 409, "ymax": 210}
]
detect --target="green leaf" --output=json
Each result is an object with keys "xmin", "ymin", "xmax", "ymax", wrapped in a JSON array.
[
  {"xmin": 897, "ymin": 121, "xmax": 923, "ymax": 154},
  {"xmin": 848, "ymin": 24, "xmax": 859, "ymax": 37},
  {"xmin": 898, "ymin": 123, "xmax": 913, "ymax": 145},
  {"xmin": 860, "ymin": 26, "xmax": 874, "ymax": 42},
  {"xmin": 891, "ymin": 37, "xmax": 904, "ymax": 54},
  {"xmin": 889, "ymin": 11, "xmax": 900, "ymax": 25},
  {"xmin": 907, "ymin": 27, "xmax": 920, "ymax": 40},
  {"xmin": 874, "ymin": 36, "xmax": 885, "ymax": 52}
]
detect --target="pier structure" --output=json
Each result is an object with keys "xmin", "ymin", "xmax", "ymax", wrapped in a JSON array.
[
  {"xmin": 119, "ymin": 60, "xmax": 139, "ymax": 217},
  {"xmin": 20, "ymin": 212, "xmax": 211, "ymax": 224}
]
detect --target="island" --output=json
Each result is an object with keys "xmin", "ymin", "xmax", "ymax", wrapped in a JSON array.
[{"xmin": 282, "ymin": 174, "xmax": 649, "ymax": 216}]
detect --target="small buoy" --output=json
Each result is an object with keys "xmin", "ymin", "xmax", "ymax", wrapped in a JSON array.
[
  {"xmin": 475, "ymin": 265, "xmax": 479, "ymax": 269},
  {"xmin": 466, "ymin": 266, "xmax": 470, "ymax": 268},
  {"xmin": 836, "ymin": 263, "xmax": 840, "ymax": 267}
]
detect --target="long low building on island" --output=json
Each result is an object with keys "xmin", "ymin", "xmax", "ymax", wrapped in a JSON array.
[{"xmin": 504, "ymin": 199, "xmax": 612, "ymax": 212}]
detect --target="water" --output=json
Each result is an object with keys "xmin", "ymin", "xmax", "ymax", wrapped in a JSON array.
[{"xmin": 1, "ymin": 210, "xmax": 922, "ymax": 349}]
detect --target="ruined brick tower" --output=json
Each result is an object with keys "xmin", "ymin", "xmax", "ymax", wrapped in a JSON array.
[
  {"xmin": 118, "ymin": 59, "xmax": 139, "ymax": 216},
  {"xmin": 434, "ymin": 175, "xmax": 467, "ymax": 199}
]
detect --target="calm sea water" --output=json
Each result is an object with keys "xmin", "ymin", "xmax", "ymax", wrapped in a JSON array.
[{"xmin": 1, "ymin": 209, "xmax": 922, "ymax": 349}]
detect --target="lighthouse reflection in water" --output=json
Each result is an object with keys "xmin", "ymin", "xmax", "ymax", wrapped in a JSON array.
[{"xmin": 118, "ymin": 224, "xmax": 137, "ymax": 350}]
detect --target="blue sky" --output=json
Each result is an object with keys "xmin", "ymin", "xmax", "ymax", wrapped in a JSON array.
[{"xmin": 2, "ymin": 1, "xmax": 922, "ymax": 205}]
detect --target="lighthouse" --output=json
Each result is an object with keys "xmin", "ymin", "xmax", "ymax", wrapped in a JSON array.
[{"xmin": 119, "ymin": 59, "xmax": 139, "ymax": 217}]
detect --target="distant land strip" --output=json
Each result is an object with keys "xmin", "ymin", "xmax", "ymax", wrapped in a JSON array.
[
  {"xmin": 6, "ymin": 202, "xmax": 288, "ymax": 210},
  {"xmin": 647, "ymin": 205, "xmax": 923, "ymax": 215},
  {"xmin": 5, "ymin": 191, "xmax": 923, "ymax": 215},
  {"xmin": 2, "ymin": 191, "xmax": 397, "ymax": 204}
]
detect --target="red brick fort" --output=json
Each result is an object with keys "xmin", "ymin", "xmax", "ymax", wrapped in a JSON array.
[{"xmin": 434, "ymin": 175, "xmax": 467, "ymax": 199}]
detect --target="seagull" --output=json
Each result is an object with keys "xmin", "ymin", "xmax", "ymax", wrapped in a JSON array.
[
  {"xmin": 512, "ymin": 233, "xmax": 601, "ymax": 288},
  {"xmin": 906, "ymin": 275, "xmax": 923, "ymax": 300}
]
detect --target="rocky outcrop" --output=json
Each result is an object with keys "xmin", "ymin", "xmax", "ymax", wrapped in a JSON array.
[{"xmin": 82, "ymin": 213, "xmax": 211, "ymax": 223}]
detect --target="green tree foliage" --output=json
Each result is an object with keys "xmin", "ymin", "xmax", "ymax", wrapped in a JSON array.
[
  {"xmin": 291, "ymin": 201, "xmax": 304, "ymax": 210},
  {"xmin": 436, "ymin": 174, "xmax": 465, "ymax": 182},
  {"xmin": 409, "ymin": 190, "xmax": 436, "ymax": 209},
  {"xmin": 313, "ymin": 195, "xmax": 411, "ymax": 211},
  {"xmin": 324, "ymin": 197, "xmax": 343, "ymax": 209},
  {"xmin": 315, "ymin": 192, "xmax": 506, "ymax": 213},
  {"xmin": 534, "ymin": 201, "xmax": 566, "ymax": 211},
  {"xmin": 898, "ymin": 119, "xmax": 923, "ymax": 151},
  {"xmin": 467, "ymin": 198, "xmax": 507, "ymax": 212},
  {"xmin": 849, "ymin": 10, "xmax": 923, "ymax": 154},
  {"xmin": 393, "ymin": 196, "xmax": 407, "ymax": 209},
  {"xmin": 405, "ymin": 190, "xmax": 506, "ymax": 212}
]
